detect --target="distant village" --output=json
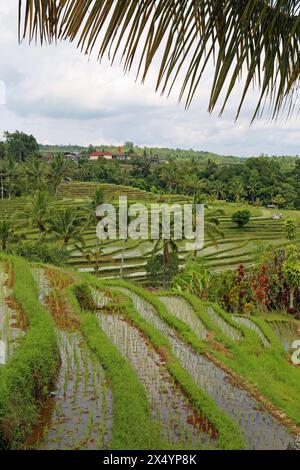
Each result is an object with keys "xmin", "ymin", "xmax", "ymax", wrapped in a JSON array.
[{"xmin": 42, "ymin": 146, "xmax": 169, "ymax": 165}]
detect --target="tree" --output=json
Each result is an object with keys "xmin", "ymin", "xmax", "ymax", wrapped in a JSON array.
[
  {"xmin": 286, "ymin": 218, "xmax": 297, "ymax": 241},
  {"xmin": 232, "ymin": 210, "xmax": 251, "ymax": 228},
  {"xmin": 19, "ymin": 2, "xmax": 300, "ymax": 121},
  {"xmin": 4, "ymin": 131, "xmax": 39, "ymax": 162},
  {"xmin": 28, "ymin": 190, "xmax": 51, "ymax": 238},
  {"xmin": 146, "ymin": 253, "xmax": 179, "ymax": 286},
  {"xmin": 49, "ymin": 153, "xmax": 71, "ymax": 196},
  {"xmin": 47, "ymin": 208, "xmax": 85, "ymax": 247},
  {"xmin": 3, "ymin": 155, "xmax": 19, "ymax": 199},
  {"xmin": 22, "ymin": 155, "xmax": 47, "ymax": 191},
  {"xmin": 282, "ymin": 245, "xmax": 300, "ymax": 312},
  {"xmin": 152, "ymin": 220, "xmax": 179, "ymax": 288},
  {"xmin": 0, "ymin": 217, "xmax": 22, "ymax": 251}
]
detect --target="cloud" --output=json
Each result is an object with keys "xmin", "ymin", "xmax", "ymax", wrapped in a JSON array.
[{"xmin": 0, "ymin": 3, "xmax": 299, "ymax": 157}]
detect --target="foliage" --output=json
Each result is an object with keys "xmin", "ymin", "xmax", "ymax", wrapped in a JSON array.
[
  {"xmin": 282, "ymin": 245, "xmax": 300, "ymax": 313},
  {"xmin": 285, "ymin": 218, "xmax": 297, "ymax": 241},
  {"xmin": 232, "ymin": 210, "xmax": 251, "ymax": 228},
  {"xmin": 4, "ymin": 131, "xmax": 39, "ymax": 162},
  {"xmin": 19, "ymin": 1, "xmax": 300, "ymax": 121},
  {"xmin": 9, "ymin": 240, "xmax": 69, "ymax": 266},
  {"xmin": 74, "ymin": 284, "xmax": 97, "ymax": 312},
  {"xmin": 47, "ymin": 207, "xmax": 86, "ymax": 247},
  {"xmin": 146, "ymin": 253, "xmax": 179, "ymax": 287}
]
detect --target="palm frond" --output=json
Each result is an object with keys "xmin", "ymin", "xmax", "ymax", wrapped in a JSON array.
[{"xmin": 19, "ymin": 0, "xmax": 300, "ymax": 120}]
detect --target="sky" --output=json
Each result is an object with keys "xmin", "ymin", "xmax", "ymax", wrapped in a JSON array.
[{"xmin": 0, "ymin": 2, "xmax": 299, "ymax": 158}]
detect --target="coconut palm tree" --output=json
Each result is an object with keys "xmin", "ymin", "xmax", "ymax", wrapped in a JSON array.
[
  {"xmin": 19, "ymin": 1, "xmax": 300, "ymax": 121},
  {"xmin": 47, "ymin": 207, "xmax": 86, "ymax": 247},
  {"xmin": 28, "ymin": 190, "xmax": 51, "ymax": 238},
  {"xmin": 152, "ymin": 220, "xmax": 179, "ymax": 288},
  {"xmin": 0, "ymin": 217, "xmax": 24, "ymax": 251},
  {"xmin": 3, "ymin": 156, "xmax": 18, "ymax": 199},
  {"xmin": 50, "ymin": 153, "xmax": 72, "ymax": 197},
  {"xmin": 22, "ymin": 155, "xmax": 47, "ymax": 191}
]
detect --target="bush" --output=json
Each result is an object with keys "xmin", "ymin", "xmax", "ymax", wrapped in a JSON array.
[
  {"xmin": 146, "ymin": 253, "xmax": 179, "ymax": 285},
  {"xmin": 10, "ymin": 241, "xmax": 69, "ymax": 266},
  {"xmin": 74, "ymin": 284, "xmax": 97, "ymax": 312},
  {"xmin": 232, "ymin": 209, "xmax": 251, "ymax": 227}
]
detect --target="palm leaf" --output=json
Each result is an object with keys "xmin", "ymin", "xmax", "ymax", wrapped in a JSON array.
[{"xmin": 19, "ymin": 1, "xmax": 300, "ymax": 120}]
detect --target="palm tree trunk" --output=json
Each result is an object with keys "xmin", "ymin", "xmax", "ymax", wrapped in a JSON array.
[{"xmin": 120, "ymin": 237, "xmax": 127, "ymax": 278}]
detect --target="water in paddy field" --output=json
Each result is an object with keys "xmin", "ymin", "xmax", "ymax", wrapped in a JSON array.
[
  {"xmin": 232, "ymin": 316, "xmax": 270, "ymax": 347},
  {"xmin": 29, "ymin": 268, "xmax": 113, "ymax": 450},
  {"xmin": 116, "ymin": 288, "xmax": 294, "ymax": 450},
  {"xmin": 206, "ymin": 306, "xmax": 242, "ymax": 341},
  {"xmin": 97, "ymin": 310, "xmax": 217, "ymax": 449},
  {"xmin": 28, "ymin": 332, "xmax": 113, "ymax": 450},
  {"xmin": 159, "ymin": 296, "xmax": 208, "ymax": 341},
  {"xmin": 267, "ymin": 320, "xmax": 300, "ymax": 352},
  {"xmin": 0, "ymin": 264, "xmax": 27, "ymax": 365}
]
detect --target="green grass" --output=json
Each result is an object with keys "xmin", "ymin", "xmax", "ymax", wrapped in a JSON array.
[{"xmin": 0, "ymin": 256, "xmax": 59, "ymax": 449}]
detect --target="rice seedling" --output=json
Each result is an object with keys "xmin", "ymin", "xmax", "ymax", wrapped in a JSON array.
[
  {"xmin": 97, "ymin": 308, "xmax": 215, "ymax": 449},
  {"xmin": 115, "ymin": 287, "xmax": 293, "ymax": 450},
  {"xmin": 28, "ymin": 268, "xmax": 113, "ymax": 450},
  {"xmin": 159, "ymin": 295, "xmax": 208, "ymax": 341},
  {"xmin": 232, "ymin": 316, "xmax": 270, "ymax": 347},
  {"xmin": 267, "ymin": 320, "xmax": 300, "ymax": 352},
  {"xmin": 206, "ymin": 306, "xmax": 242, "ymax": 341}
]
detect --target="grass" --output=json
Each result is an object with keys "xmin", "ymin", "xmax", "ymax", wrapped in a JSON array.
[{"xmin": 0, "ymin": 256, "xmax": 59, "ymax": 449}]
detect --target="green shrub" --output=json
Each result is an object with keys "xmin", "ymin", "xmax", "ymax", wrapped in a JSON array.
[
  {"xmin": 74, "ymin": 284, "xmax": 97, "ymax": 312},
  {"xmin": 232, "ymin": 209, "xmax": 251, "ymax": 227},
  {"xmin": 10, "ymin": 241, "xmax": 69, "ymax": 266}
]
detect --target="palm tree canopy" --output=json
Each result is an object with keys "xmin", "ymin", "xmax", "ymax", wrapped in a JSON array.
[{"xmin": 19, "ymin": 1, "xmax": 300, "ymax": 120}]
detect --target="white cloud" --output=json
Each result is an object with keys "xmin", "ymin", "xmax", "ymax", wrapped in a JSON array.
[{"xmin": 0, "ymin": 3, "xmax": 299, "ymax": 157}]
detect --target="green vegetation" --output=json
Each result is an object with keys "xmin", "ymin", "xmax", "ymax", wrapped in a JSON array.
[{"xmin": 0, "ymin": 256, "xmax": 58, "ymax": 448}]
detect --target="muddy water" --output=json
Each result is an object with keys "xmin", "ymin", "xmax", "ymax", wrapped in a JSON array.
[
  {"xmin": 0, "ymin": 264, "xmax": 27, "ymax": 365},
  {"xmin": 159, "ymin": 296, "xmax": 208, "ymax": 341},
  {"xmin": 232, "ymin": 316, "xmax": 270, "ymax": 347},
  {"xmin": 116, "ymin": 288, "xmax": 293, "ymax": 450},
  {"xmin": 30, "ymin": 269, "xmax": 113, "ymax": 450},
  {"xmin": 97, "ymin": 309, "xmax": 216, "ymax": 449},
  {"xmin": 267, "ymin": 320, "xmax": 300, "ymax": 352},
  {"xmin": 206, "ymin": 306, "xmax": 242, "ymax": 341}
]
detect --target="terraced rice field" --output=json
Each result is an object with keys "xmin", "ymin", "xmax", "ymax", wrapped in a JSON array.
[
  {"xmin": 0, "ymin": 182, "xmax": 299, "ymax": 280},
  {"xmin": 1, "ymin": 256, "xmax": 300, "ymax": 450},
  {"xmin": 29, "ymin": 268, "xmax": 113, "ymax": 450},
  {"xmin": 112, "ymin": 287, "xmax": 295, "ymax": 450}
]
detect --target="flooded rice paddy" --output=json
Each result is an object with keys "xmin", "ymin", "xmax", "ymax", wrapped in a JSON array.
[
  {"xmin": 30, "ymin": 269, "xmax": 113, "ymax": 450},
  {"xmin": 232, "ymin": 316, "xmax": 270, "ymax": 347},
  {"xmin": 115, "ymin": 288, "xmax": 293, "ymax": 450},
  {"xmin": 96, "ymin": 306, "xmax": 216, "ymax": 449},
  {"xmin": 159, "ymin": 296, "xmax": 208, "ymax": 341},
  {"xmin": 206, "ymin": 306, "xmax": 242, "ymax": 341},
  {"xmin": 267, "ymin": 320, "xmax": 300, "ymax": 352}
]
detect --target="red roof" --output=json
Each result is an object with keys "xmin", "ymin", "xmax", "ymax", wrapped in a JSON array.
[{"xmin": 90, "ymin": 151, "xmax": 112, "ymax": 157}]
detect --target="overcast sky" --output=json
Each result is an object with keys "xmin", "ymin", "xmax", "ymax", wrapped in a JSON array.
[{"xmin": 0, "ymin": 2, "xmax": 299, "ymax": 158}]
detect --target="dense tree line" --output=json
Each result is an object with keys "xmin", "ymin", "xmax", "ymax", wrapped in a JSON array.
[{"xmin": 1, "ymin": 131, "xmax": 300, "ymax": 209}]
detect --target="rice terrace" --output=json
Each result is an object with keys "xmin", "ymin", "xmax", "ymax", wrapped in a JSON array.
[{"xmin": 0, "ymin": 0, "xmax": 300, "ymax": 458}]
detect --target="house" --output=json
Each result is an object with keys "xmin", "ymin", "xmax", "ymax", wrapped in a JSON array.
[
  {"xmin": 113, "ymin": 153, "xmax": 129, "ymax": 161},
  {"xmin": 90, "ymin": 151, "xmax": 113, "ymax": 161}
]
